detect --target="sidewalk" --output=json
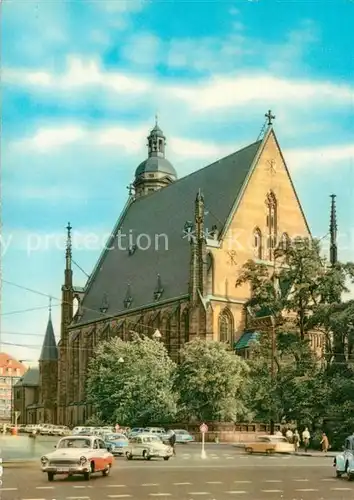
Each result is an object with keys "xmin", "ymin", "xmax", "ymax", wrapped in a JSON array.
[{"xmin": 233, "ymin": 443, "xmax": 337, "ymax": 457}]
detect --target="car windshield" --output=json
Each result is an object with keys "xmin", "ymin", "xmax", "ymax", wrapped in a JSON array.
[
  {"xmin": 142, "ymin": 436, "xmax": 161, "ymax": 443},
  {"xmin": 106, "ymin": 434, "xmax": 126, "ymax": 441},
  {"xmin": 58, "ymin": 438, "xmax": 91, "ymax": 449}
]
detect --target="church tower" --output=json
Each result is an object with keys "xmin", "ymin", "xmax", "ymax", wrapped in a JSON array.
[
  {"xmin": 57, "ymin": 223, "xmax": 74, "ymax": 424},
  {"xmin": 39, "ymin": 299, "xmax": 58, "ymax": 423},
  {"xmin": 133, "ymin": 118, "xmax": 177, "ymax": 197}
]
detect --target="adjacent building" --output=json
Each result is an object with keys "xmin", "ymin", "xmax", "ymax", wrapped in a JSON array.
[
  {"xmin": 14, "ymin": 115, "xmax": 333, "ymax": 426},
  {"xmin": 0, "ymin": 353, "xmax": 26, "ymax": 422}
]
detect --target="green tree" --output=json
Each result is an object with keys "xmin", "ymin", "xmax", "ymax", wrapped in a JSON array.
[
  {"xmin": 86, "ymin": 334, "xmax": 177, "ymax": 426},
  {"xmin": 244, "ymin": 331, "xmax": 327, "ymax": 428},
  {"xmin": 235, "ymin": 237, "xmax": 354, "ymax": 442},
  {"xmin": 176, "ymin": 338, "xmax": 250, "ymax": 422}
]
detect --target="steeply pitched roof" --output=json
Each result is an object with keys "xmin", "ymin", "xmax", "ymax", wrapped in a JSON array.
[
  {"xmin": 75, "ymin": 139, "xmax": 263, "ymax": 326},
  {"xmin": 15, "ymin": 367, "xmax": 39, "ymax": 387},
  {"xmin": 39, "ymin": 314, "xmax": 58, "ymax": 361}
]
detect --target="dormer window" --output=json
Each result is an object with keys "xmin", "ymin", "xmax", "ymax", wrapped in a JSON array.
[
  {"xmin": 154, "ymin": 274, "xmax": 164, "ymax": 301},
  {"xmin": 124, "ymin": 297, "xmax": 132, "ymax": 309}
]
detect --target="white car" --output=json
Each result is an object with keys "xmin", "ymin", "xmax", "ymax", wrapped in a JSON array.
[
  {"xmin": 125, "ymin": 433, "xmax": 173, "ymax": 461},
  {"xmin": 40, "ymin": 435, "xmax": 114, "ymax": 481},
  {"xmin": 51, "ymin": 426, "xmax": 70, "ymax": 436}
]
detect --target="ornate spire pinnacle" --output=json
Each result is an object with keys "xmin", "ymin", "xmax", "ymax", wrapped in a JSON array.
[
  {"xmin": 329, "ymin": 194, "xmax": 338, "ymax": 266},
  {"xmin": 66, "ymin": 222, "xmax": 72, "ymax": 267}
]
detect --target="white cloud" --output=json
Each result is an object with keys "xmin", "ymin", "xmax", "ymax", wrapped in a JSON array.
[
  {"xmin": 3, "ymin": 56, "xmax": 151, "ymax": 94},
  {"xmin": 11, "ymin": 123, "xmax": 228, "ymax": 168},
  {"xmin": 17, "ymin": 126, "xmax": 85, "ymax": 153},
  {"xmin": 287, "ymin": 144, "xmax": 354, "ymax": 170},
  {"xmin": 3, "ymin": 57, "xmax": 353, "ymax": 120},
  {"xmin": 170, "ymin": 75, "xmax": 354, "ymax": 112}
]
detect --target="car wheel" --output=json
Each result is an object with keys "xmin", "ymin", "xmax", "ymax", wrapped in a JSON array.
[
  {"xmin": 102, "ymin": 464, "xmax": 111, "ymax": 476},
  {"xmin": 125, "ymin": 452, "xmax": 133, "ymax": 460},
  {"xmin": 163, "ymin": 457, "xmax": 169, "ymax": 461},
  {"xmin": 47, "ymin": 472, "xmax": 54, "ymax": 482},
  {"xmin": 336, "ymin": 471, "xmax": 342, "ymax": 478},
  {"xmin": 142, "ymin": 450, "xmax": 151, "ymax": 460},
  {"xmin": 346, "ymin": 463, "xmax": 353, "ymax": 481},
  {"xmin": 245, "ymin": 447, "xmax": 253, "ymax": 454},
  {"xmin": 84, "ymin": 462, "xmax": 94, "ymax": 481},
  {"xmin": 266, "ymin": 449, "xmax": 274, "ymax": 455}
]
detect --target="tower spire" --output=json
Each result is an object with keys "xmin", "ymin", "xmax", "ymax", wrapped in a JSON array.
[
  {"xmin": 49, "ymin": 296, "xmax": 52, "ymax": 316},
  {"xmin": 66, "ymin": 222, "xmax": 72, "ymax": 268},
  {"xmin": 329, "ymin": 194, "xmax": 338, "ymax": 266}
]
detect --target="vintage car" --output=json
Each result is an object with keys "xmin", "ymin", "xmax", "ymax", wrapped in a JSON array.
[
  {"xmin": 103, "ymin": 432, "xmax": 129, "ymax": 456},
  {"xmin": 245, "ymin": 435, "xmax": 295, "ymax": 454},
  {"xmin": 172, "ymin": 429, "xmax": 194, "ymax": 444},
  {"xmin": 125, "ymin": 433, "xmax": 173, "ymax": 460},
  {"xmin": 334, "ymin": 435, "xmax": 354, "ymax": 480},
  {"xmin": 40, "ymin": 435, "xmax": 114, "ymax": 481}
]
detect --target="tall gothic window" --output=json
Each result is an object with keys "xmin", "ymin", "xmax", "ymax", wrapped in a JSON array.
[
  {"xmin": 253, "ymin": 228, "xmax": 262, "ymax": 259},
  {"xmin": 219, "ymin": 308, "xmax": 234, "ymax": 344},
  {"xmin": 206, "ymin": 252, "xmax": 214, "ymax": 295},
  {"xmin": 266, "ymin": 191, "xmax": 278, "ymax": 260},
  {"xmin": 280, "ymin": 232, "xmax": 290, "ymax": 250}
]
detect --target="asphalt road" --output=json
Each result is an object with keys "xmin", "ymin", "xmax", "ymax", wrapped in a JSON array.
[{"xmin": 2, "ymin": 453, "xmax": 352, "ymax": 500}]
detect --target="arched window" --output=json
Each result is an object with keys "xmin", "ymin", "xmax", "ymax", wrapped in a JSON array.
[
  {"xmin": 266, "ymin": 191, "xmax": 278, "ymax": 260},
  {"xmin": 253, "ymin": 228, "xmax": 262, "ymax": 259},
  {"xmin": 280, "ymin": 232, "xmax": 291, "ymax": 250},
  {"xmin": 206, "ymin": 252, "xmax": 214, "ymax": 295},
  {"xmin": 218, "ymin": 308, "xmax": 234, "ymax": 344}
]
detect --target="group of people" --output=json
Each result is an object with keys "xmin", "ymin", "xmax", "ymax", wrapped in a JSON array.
[{"xmin": 279, "ymin": 427, "xmax": 330, "ymax": 453}]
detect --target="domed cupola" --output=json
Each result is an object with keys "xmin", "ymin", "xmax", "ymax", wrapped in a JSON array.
[{"xmin": 133, "ymin": 118, "xmax": 177, "ymax": 198}]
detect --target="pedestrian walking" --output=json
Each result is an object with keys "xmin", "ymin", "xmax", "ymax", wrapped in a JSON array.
[
  {"xmin": 285, "ymin": 428, "xmax": 293, "ymax": 443},
  {"xmin": 293, "ymin": 430, "xmax": 300, "ymax": 452},
  {"xmin": 320, "ymin": 432, "xmax": 329, "ymax": 453},
  {"xmin": 169, "ymin": 430, "xmax": 176, "ymax": 456},
  {"xmin": 302, "ymin": 427, "xmax": 310, "ymax": 452}
]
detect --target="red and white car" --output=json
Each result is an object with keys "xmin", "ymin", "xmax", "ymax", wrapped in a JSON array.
[{"xmin": 41, "ymin": 435, "xmax": 114, "ymax": 481}]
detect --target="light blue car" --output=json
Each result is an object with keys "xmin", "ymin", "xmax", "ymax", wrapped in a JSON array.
[
  {"xmin": 172, "ymin": 429, "xmax": 195, "ymax": 444},
  {"xmin": 334, "ymin": 435, "xmax": 354, "ymax": 480},
  {"xmin": 104, "ymin": 433, "xmax": 129, "ymax": 456}
]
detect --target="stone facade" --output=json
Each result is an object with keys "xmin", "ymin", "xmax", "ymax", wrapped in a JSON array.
[
  {"xmin": 16, "ymin": 121, "xmax": 319, "ymax": 426},
  {"xmin": 55, "ymin": 126, "xmax": 311, "ymax": 426}
]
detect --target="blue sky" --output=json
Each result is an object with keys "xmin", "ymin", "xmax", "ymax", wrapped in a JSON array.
[{"xmin": 2, "ymin": 0, "xmax": 354, "ymax": 363}]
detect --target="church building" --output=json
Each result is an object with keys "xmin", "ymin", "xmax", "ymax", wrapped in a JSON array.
[{"xmin": 16, "ymin": 113, "xmax": 326, "ymax": 425}]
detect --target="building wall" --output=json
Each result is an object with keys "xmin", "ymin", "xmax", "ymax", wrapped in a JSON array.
[
  {"xmin": 39, "ymin": 360, "xmax": 58, "ymax": 424},
  {"xmin": 0, "ymin": 355, "xmax": 26, "ymax": 421},
  {"xmin": 14, "ymin": 385, "xmax": 39, "ymax": 424}
]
